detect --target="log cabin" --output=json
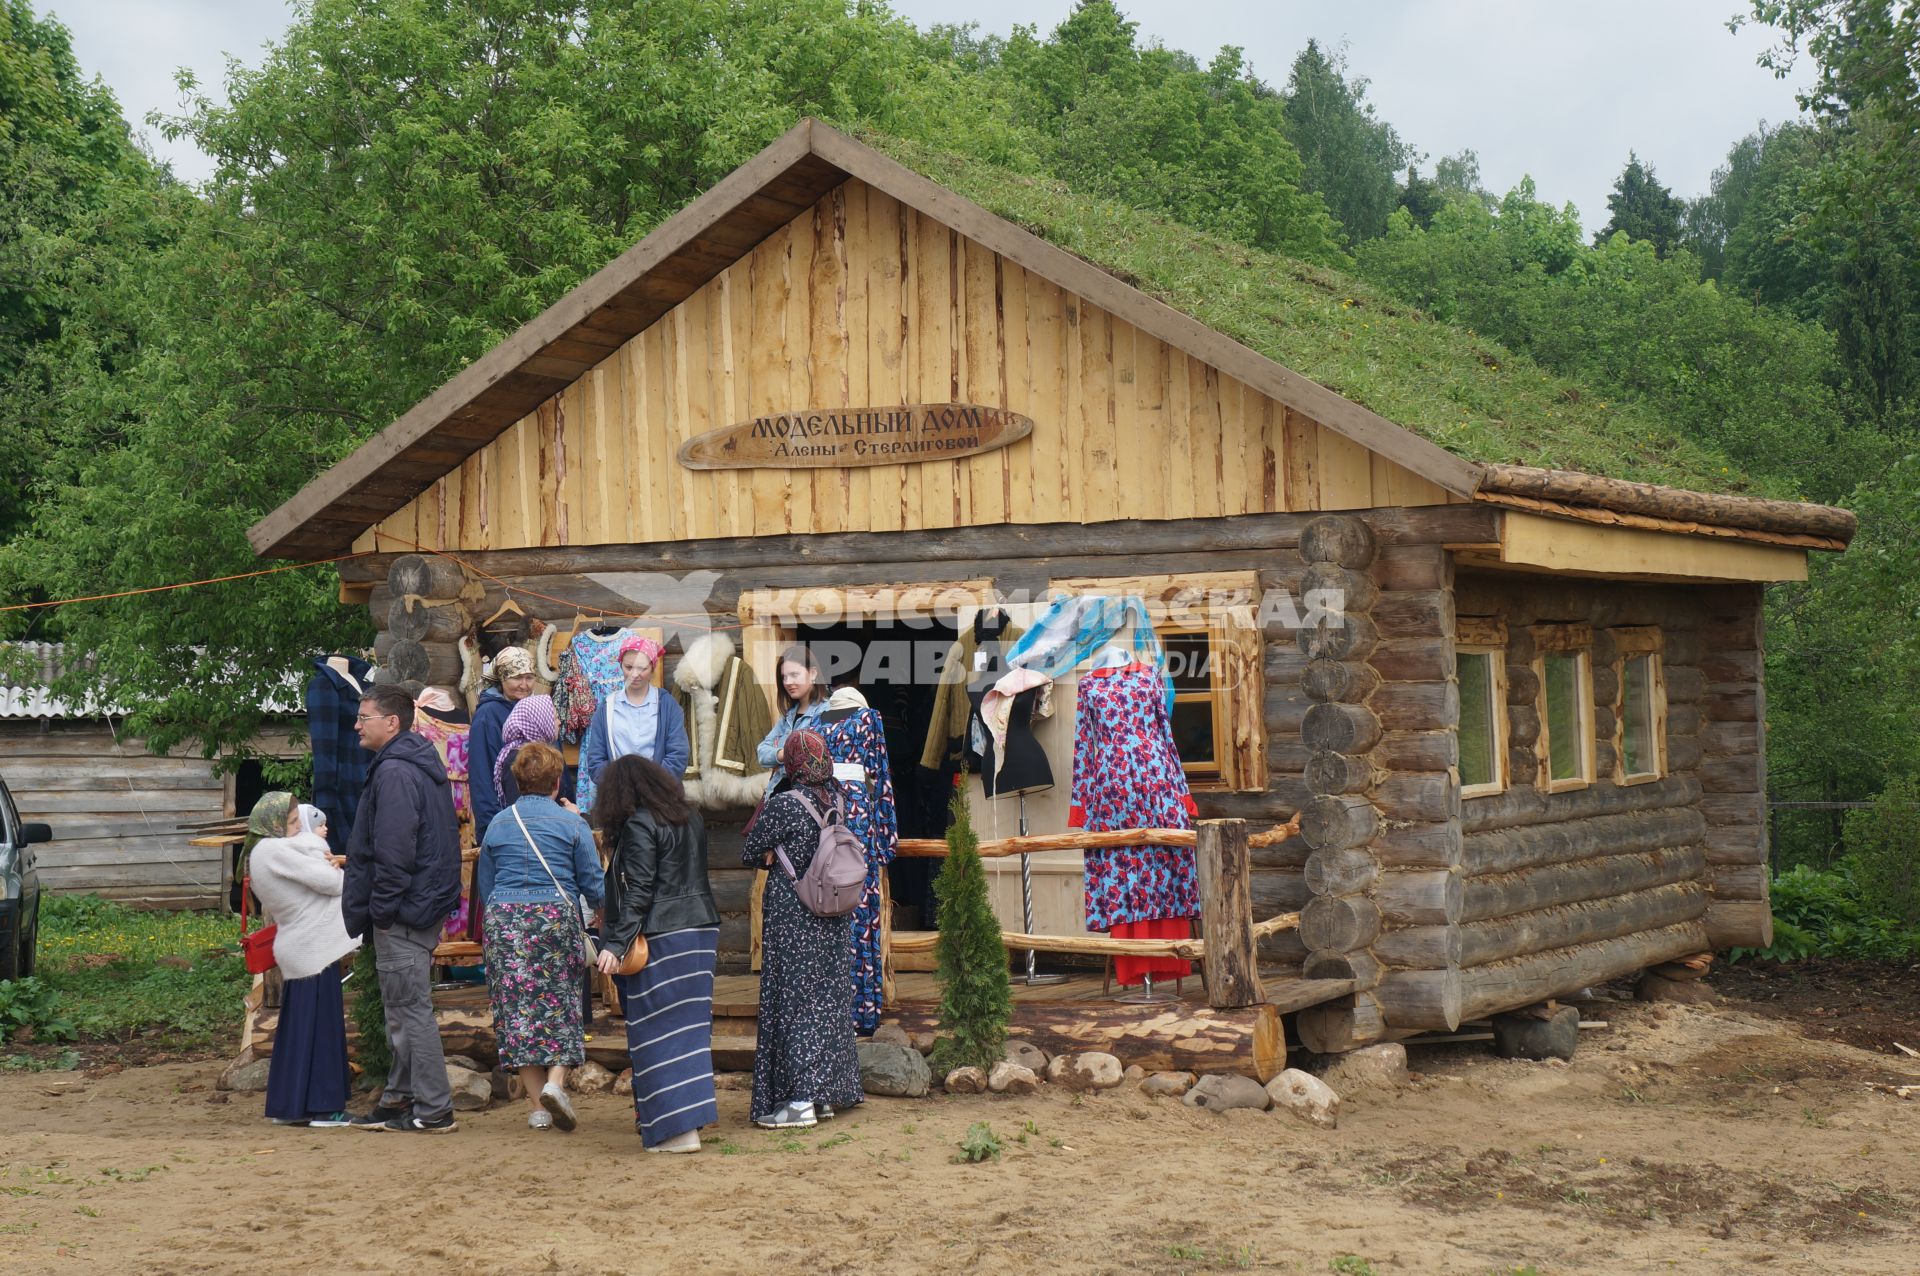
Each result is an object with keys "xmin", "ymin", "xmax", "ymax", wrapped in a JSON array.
[{"xmin": 245, "ymin": 120, "xmax": 1855, "ymax": 1071}]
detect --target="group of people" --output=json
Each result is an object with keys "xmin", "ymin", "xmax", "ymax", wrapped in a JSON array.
[{"xmin": 247, "ymin": 634, "xmax": 886, "ymax": 1146}]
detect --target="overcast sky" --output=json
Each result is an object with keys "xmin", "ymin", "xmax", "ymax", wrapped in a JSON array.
[{"xmin": 59, "ymin": 0, "xmax": 1811, "ymax": 233}]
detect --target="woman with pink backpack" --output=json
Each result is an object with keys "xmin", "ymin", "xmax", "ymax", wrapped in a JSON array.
[{"xmin": 741, "ymin": 730, "xmax": 865, "ymax": 1129}]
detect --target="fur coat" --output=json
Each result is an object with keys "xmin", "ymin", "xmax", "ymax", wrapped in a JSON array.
[{"xmin": 671, "ymin": 633, "xmax": 775, "ymax": 808}]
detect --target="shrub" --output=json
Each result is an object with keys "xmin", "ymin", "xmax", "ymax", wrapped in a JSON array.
[
  {"xmin": 928, "ymin": 784, "xmax": 1013, "ymax": 1074},
  {"xmin": 1844, "ymin": 774, "xmax": 1920, "ymax": 926},
  {"xmin": 351, "ymin": 943, "xmax": 390, "ymax": 1077},
  {"xmin": 1728, "ymin": 864, "xmax": 1920, "ymax": 962},
  {"xmin": 0, "ymin": 976, "xmax": 76, "ymax": 1044}
]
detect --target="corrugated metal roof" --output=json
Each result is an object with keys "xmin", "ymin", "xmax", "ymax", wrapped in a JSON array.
[{"xmin": 0, "ymin": 643, "xmax": 305, "ymax": 720}]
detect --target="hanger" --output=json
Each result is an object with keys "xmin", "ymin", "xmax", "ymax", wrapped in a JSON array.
[{"xmin": 481, "ymin": 595, "xmax": 526, "ymax": 629}]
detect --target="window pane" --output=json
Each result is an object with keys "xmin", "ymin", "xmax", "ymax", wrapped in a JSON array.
[
  {"xmin": 1622, "ymin": 655, "xmax": 1655, "ymax": 775},
  {"xmin": 1544, "ymin": 652, "xmax": 1584, "ymax": 782},
  {"xmin": 1458, "ymin": 652, "xmax": 1496, "ymax": 788},
  {"xmin": 1171, "ymin": 699, "xmax": 1217, "ymax": 765},
  {"xmin": 1163, "ymin": 630, "xmax": 1213, "ymax": 693}
]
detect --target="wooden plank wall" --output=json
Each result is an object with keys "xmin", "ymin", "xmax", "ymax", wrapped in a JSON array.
[
  {"xmin": 1, "ymin": 724, "xmax": 226, "ymax": 906},
  {"xmin": 354, "ymin": 179, "xmax": 1453, "ymax": 556}
]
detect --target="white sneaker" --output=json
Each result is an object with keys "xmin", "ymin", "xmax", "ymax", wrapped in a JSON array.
[
  {"xmin": 754, "ymin": 1101, "xmax": 817, "ymax": 1130},
  {"xmin": 528, "ymin": 1110, "xmax": 554, "ymax": 1131},
  {"xmin": 647, "ymin": 1129, "xmax": 701, "ymax": 1154},
  {"xmin": 539, "ymin": 1082, "xmax": 578, "ymax": 1132}
]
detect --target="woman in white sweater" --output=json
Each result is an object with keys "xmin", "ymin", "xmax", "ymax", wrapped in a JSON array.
[{"xmin": 246, "ymin": 794, "xmax": 361, "ymax": 1127}]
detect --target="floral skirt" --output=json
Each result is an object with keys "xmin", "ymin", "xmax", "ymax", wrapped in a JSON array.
[{"xmin": 483, "ymin": 901, "xmax": 587, "ymax": 1069}]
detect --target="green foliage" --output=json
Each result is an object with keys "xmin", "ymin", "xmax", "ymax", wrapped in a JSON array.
[
  {"xmin": 930, "ymin": 786, "xmax": 1012, "ymax": 1074},
  {"xmin": 1728, "ymin": 865, "xmax": 1920, "ymax": 962},
  {"xmin": 30, "ymin": 895, "xmax": 248, "ymax": 1044},
  {"xmin": 0, "ymin": 976, "xmax": 75, "ymax": 1043},
  {"xmin": 1843, "ymin": 774, "xmax": 1920, "ymax": 925},
  {"xmin": 1329, "ymin": 1258, "xmax": 1378, "ymax": 1276},
  {"xmin": 350, "ymin": 941, "xmax": 389, "ymax": 1077},
  {"xmin": 1594, "ymin": 152, "xmax": 1685, "ymax": 255},
  {"xmin": 954, "ymin": 1120, "xmax": 1003, "ymax": 1164},
  {"xmin": 1283, "ymin": 39, "xmax": 1413, "ymax": 245}
]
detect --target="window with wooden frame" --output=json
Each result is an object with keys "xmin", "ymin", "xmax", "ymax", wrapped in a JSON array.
[
  {"xmin": 1531, "ymin": 622, "xmax": 1595, "ymax": 792},
  {"xmin": 1049, "ymin": 572, "xmax": 1268, "ymax": 792},
  {"xmin": 1456, "ymin": 616, "xmax": 1510, "ymax": 798},
  {"xmin": 1610, "ymin": 626, "xmax": 1667, "ymax": 784}
]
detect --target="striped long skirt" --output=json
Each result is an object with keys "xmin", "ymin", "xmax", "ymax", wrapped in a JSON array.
[{"xmin": 617, "ymin": 926, "xmax": 719, "ymax": 1148}]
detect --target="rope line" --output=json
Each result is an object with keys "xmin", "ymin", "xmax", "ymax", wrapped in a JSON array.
[{"xmin": 0, "ymin": 550, "xmax": 380, "ymax": 613}]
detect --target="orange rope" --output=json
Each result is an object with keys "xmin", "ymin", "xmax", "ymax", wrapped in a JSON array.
[{"xmin": 0, "ymin": 550, "xmax": 381, "ymax": 613}]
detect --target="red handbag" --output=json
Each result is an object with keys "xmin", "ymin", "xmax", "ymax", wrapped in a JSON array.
[{"xmin": 239, "ymin": 876, "xmax": 278, "ymax": 975}]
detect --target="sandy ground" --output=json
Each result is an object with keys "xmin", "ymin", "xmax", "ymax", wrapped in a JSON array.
[{"xmin": 4, "ymin": 995, "xmax": 1918, "ymax": 1276}]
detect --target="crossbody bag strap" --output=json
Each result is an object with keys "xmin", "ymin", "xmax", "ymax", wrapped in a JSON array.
[{"xmin": 510, "ymin": 804, "xmax": 587, "ymax": 932}]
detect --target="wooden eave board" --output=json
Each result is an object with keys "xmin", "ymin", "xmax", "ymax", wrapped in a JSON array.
[
  {"xmin": 1481, "ymin": 510, "xmax": 1809, "ymax": 583},
  {"xmin": 251, "ymin": 120, "xmax": 1487, "ymax": 560}
]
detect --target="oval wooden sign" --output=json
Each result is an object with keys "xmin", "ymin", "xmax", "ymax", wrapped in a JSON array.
[{"xmin": 677, "ymin": 403, "xmax": 1033, "ymax": 470}]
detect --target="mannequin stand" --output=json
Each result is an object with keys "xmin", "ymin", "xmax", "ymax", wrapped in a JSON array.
[
  {"xmin": 1015, "ymin": 793, "xmax": 1067, "ymax": 986},
  {"xmin": 1114, "ymin": 970, "xmax": 1179, "ymax": 1004}
]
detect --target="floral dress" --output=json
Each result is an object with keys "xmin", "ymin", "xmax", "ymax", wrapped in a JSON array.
[
  {"xmin": 817, "ymin": 707, "xmax": 899, "ymax": 1034},
  {"xmin": 743, "ymin": 789, "xmax": 864, "ymax": 1120},
  {"xmin": 1069, "ymin": 662, "xmax": 1200, "ymax": 932}
]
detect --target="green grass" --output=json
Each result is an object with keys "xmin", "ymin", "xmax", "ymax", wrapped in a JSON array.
[
  {"xmin": 24, "ymin": 895, "xmax": 249, "ymax": 1050},
  {"xmin": 867, "ymin": 134, "xmax": 1769, "ymax": 497}
]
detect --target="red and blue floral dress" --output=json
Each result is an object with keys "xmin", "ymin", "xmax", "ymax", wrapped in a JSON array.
[{"xmin": 1069, "ymin": 662, "xmax": 1200, "ymax": 984}]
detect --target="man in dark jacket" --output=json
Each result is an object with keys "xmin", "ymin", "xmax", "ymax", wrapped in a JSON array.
[{"xmin": 342, "ymin": 684, "xmax": 462, "ymax": 1134}]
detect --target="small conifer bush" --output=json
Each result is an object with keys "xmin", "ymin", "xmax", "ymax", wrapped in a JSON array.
[{"xmin": 929, "ymin": 783, "xmax": 1013, "ymax": 1074}]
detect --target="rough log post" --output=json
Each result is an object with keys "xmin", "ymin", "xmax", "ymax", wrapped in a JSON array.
[
  {"xmin": 386, "ymin": 552, "xmax": 470, "ymax": 600},
  {"xmin": 1697, "ymin": 586, "xmax": 1771, "ymax": 950},
  {"xmin": 1198, "ymin": 820, "xmax": 1262, "ymax": 1009}
]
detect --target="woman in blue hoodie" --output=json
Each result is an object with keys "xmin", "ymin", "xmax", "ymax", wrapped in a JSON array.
[{"xmin": 470, "ymin": 645, "xmax": 537, "ymax": 842}]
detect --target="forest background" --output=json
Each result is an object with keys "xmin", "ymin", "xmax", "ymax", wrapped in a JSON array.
[{"xmin": 2, "ymin": 0, "xmax": 1916, "ymax": 938}]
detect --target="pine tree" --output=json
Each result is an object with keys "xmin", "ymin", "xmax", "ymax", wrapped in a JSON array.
[
  {"xmin": 928, "ymin": 784, "xmax": 1013, "ymax": 1074},
  {"xmin": 1595, "ymin": 152, "xmax": 1684, "ymax": 256}
]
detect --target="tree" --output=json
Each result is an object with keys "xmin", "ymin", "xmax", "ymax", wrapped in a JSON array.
[
  {"xmin": 928, "ymin": 786, "xmax": 1012, "ymax": 1074},
  {"xmin": 1282, "ymin": 39, "xmax": 1414, "ymax": 245},
  {"xmin": 1594, "ymin": 152, "xmax": 1685, "ymax": 254}
]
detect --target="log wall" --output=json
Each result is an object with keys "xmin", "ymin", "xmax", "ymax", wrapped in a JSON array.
[
  {"xmin": 1363, "ymin": 571, "xmax": 1730, "ymax": 1032},
  {"xmin": 353, "ymin": 506, "xmax": 1502, "ymax": 972}
]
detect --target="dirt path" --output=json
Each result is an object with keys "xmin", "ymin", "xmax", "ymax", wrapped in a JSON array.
[{"xmin": 5, "ymin": 997, "xmax": 1917, "ymax": 1275}]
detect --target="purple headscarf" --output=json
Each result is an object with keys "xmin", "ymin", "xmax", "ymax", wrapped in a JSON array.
[{"xmin": 494, "ymin": 693, "xmax": 559, "ymax": 797}]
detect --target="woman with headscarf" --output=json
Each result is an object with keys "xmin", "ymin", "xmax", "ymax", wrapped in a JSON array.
[
  {"xmin": 740, "ymin": 731, "xmax": 863, "ymax": 1130},
  {"xmin": 245, "ymin": 793, "xmax": 359, "ymax": 1128},
  {"xmin": 471, "ymin": 645, "xmax": 538, "ymax": 842},
  {"xmin": 578, "ymin": 635, "xmax": 690, "ymax": 813},
  {"xmin": 494, "ymin": 693, "xmax": 563, "ymax": 806}
]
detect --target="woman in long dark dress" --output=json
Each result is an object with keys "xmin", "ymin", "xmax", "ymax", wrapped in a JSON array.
[{"xmin": 742, "ymin": 730, "xmax": 862, "ymax": 1130}]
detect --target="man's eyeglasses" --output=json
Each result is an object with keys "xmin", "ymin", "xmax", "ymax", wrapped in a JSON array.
[{"xmin": 354, "ymin": 713, "xmax": 395, "ymax": 724}]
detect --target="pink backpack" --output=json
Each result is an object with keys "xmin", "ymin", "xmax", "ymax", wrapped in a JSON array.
[{"xmin": 773, "ymin": 791, "xmax": 868, "ymax": 917}]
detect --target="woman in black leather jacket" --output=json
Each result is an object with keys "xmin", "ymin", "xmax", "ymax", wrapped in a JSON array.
[{"xmin": 592, "ymin": 755, "xmax": 720, "ymax": 1153}]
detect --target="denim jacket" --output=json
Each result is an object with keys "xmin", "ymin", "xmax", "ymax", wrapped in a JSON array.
[
  {"xmin": 475, "ymin": 795, "xmax": 604, "ymax": 911},
  {"xmin": 755, "ymin": 700, "xmax": 827, "ymax": 790}
]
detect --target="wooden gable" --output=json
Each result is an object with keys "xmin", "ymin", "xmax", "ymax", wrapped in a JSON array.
[{"xmin": 353, "ymin": 178, "xmax": 1456, "ymax": 555}]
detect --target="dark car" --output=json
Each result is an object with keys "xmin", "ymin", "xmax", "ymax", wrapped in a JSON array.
[{"xmin": 1, "ymin": 771, "xmax": 51, "ymax": 980}]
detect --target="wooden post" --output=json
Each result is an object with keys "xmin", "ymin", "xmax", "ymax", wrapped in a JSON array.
[{"xmin": 1198, "ymin": 819, "xmax": 1262, "ymax": 1009}]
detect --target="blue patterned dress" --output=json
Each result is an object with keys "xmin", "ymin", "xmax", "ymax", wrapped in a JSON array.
[
  {"xmin": 562, "ymin": 628, "xmax": 641, "ymax": 813},
  {"xmin": 1069, "ymin": 663, "xmax": 1200, "ymax": 931},
  {"xmin": 816, "ymin": 706, "xmax": 899, "ymax": 1034}
]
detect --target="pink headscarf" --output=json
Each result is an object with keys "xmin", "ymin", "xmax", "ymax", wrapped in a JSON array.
[
  {"xmin": 494, "ymin": 694, "xmax": 559, "ymax": 797},
  {"xmin": 619, "ymin": 635, "xmax": 664, "ymax": 666}
]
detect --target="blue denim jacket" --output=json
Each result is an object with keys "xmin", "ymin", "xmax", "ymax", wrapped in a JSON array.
[
  {"xmin": 475, "ymin": 795, "xmax": 604, "ymax": 911},
  {"xmin": 755, "ymin": 700, "xmax": 827, "ymax": 789}
]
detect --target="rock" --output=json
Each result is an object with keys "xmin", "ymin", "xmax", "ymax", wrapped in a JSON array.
[
  {"xmin": 613, "ymin": 1069, "xmax": 634, "ymax": 1096},
  {"xmin": 1140, "ymin": 1071, "xmax": 1197, "ymax": 1098},
  {"xmin": 568, "ymin": 1061, "xmax": 616, "ymax": 1095},
  {"xmin": 444, "ymin": 1054, "xmax": 486, "ymax": 1073},
  {"xmin": 987, "ymin": 1061, "xmax": 1039, "ymax": 1096},
  {"xmin": 1636, "ymin": 973, "xmax": 1716, "ymax": 1005},
  {"xmin": 218, "ymin": 1055, "xmax": 272, "ymax": 1094},
  {"xmin": 489, "ymin": 1068, "xmax": 515, "ymax": 1101},
  {"xmin": 1494, "ymin": 1005, "xmax": 1583, "ymax": 1060},
  {"xmin": 1004, "ymin": 1039, "xmax": 1050, "ymax": 1073},
  {"xmin": 1267, "ymin": 1069, "xmax": 1341, "ymax": 1130},
  {"xmin": 945, "ymin": 1066, "xmax": 987, "ymax": 1094},
  {"xmin": 857, "ymin": 1041, "xmax": 932, "ymax": 1098},
  {"xmin": 1122, "ymin": 1064, "xmax": 1147, "ymax": 1085},
  {"xmin": 1045, "ymin": 1051, "xmax": 1124, "ymax": 1092},
  {"xmin": 446, "ymin": 1065, "xmax": 494, "ymax": 1112},
  {"xmin": 870, "ymin": 1023, "xmax": 913, "ymax": 1049},
  {"xmin": 1183, "ymin": 1073, "xmax": 1271, "ymax": 1113},
  {"xmin": 1319, "ymin": 1043, "xmax": 1408, "ymax": 1094},
  {"xmin": 910, "ymin": 1031, "xmax": 937, "ymax": 1054}
]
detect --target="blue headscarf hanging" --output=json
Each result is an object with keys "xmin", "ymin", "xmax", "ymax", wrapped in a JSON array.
[{"xmin": 1004, "ymin": 594, "xmax": 1175, "ymax": 710}]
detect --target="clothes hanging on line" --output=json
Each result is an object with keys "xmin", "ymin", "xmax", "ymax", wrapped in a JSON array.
[
  {"xmin": 919, "ymin": 620, "xmax": 1024, "ymax": 770},
  {"xmin": 1005, "ymin": 594, "xmax": 1174, "ymax": 711}
]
